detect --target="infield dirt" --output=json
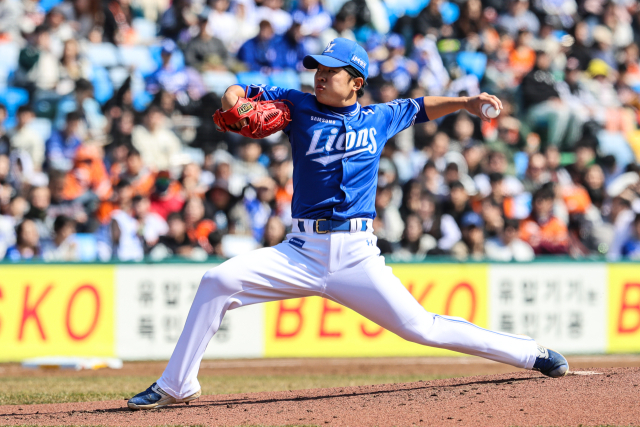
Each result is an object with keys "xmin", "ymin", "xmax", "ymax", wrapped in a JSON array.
[{"xmin": 1, "ymin": 357, "xmax": 640, "ymax": 426}]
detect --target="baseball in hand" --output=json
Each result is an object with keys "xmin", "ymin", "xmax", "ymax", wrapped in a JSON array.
[{"xmin": 482, "ymin": 103, "xmax": 500, "ymax": 119}]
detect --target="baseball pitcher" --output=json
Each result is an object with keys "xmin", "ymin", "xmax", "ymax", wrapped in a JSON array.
[{"xmin": 128, "ymin": 38, "xmax": 568, "ymax": 410}]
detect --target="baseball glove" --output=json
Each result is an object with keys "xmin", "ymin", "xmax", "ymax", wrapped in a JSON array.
[{"xmin": 213, "ymin": 95, "xmax": 292, "ymax": 139}]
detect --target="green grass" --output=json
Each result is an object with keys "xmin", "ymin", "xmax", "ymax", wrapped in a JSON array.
[{"xmin": 0, "ymin": 374, "xmax": 443, "ymax": 405}]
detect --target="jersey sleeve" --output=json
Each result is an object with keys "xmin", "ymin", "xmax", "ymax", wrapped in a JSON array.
[
  {"xmin": 238, "ymin": 84, "xmax": 307, "ymax": 105},
  {"xmin": 380, "ymin": 98, "xmax": 426, "ymax": 140}
]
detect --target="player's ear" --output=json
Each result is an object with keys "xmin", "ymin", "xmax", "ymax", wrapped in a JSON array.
[{"xmin": 353, "ymin": 77, "xmax": 364, "ymax": 92}]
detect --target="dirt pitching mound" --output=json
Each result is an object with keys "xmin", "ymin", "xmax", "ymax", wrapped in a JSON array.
[{"xmin": 1, "ymin": 367, "xmax": 638, "ymax": 427}]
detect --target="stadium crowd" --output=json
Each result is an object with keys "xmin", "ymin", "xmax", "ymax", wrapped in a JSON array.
[{"xmin": 1, "ymin": 0, "xmax": 640, "ymax": 262}]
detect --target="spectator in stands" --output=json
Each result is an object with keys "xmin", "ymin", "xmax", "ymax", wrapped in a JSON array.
[
  {"xmin": 133, "ymin": 194, "xmax": 168, "ymax": 251},
  {"xmin": 522, "ymin": 51, "xmax": 580, "ymax": 149},
  {"xmin": 522, "ymin": 152, "xmax": 550, "ymax": 193},
  {"xmin": 443, "ymin": 180, "xmax": 474, "ymax": 228},
  {"xmin": 395, "ymin": 213, "xmax": 435, "ymax": 260},
  {"xmin": 621, "ymin": 214, "xmax": 640, "ymax": 260},
  {"xmin": 57, "ymin": 39, "xmax": 92, "ymax": 96},
  {"xmin": 183, "ymin": 196, "xmax": 216, "ymax": 253},
  {"xmin": 150, "ymin": 171, "xmax": 185, "ymax": 220},
  {"xmin": 496, "ymin": 0, "xmax": 540, "ymax": 37},
  {"xmin": 158, "ymin": 0, "xmax": 195, "ymax": 41},
  {"xmin": 146, "ymin": 39, "xmax": 190, "ymax": 96},
  {"xmin": 185, "ymin": 13, "xmax": 230, "ymax": 72},
  {"xmin": 11, "ymin": 106, "xmax": 44, "ymax": 171},
  {"xmin": 42, "ymin": 215, "xmax": 78, "ymax": 261},
  {"xmin": 47, "ymin": 170, "xmax": 92, "ymax": 232},
  {"xmin": 96, "ymin": 178, "xmax": 133, "ymax": 224},
  {"xmin": 255, "ymin": 0, "xmax": 292, "ymax": 36},
  {"xmin": 62, "ymin": 144, "xmax": 112, "ymax": 204},
  {"xmin": 132, "ymin": 105, "xmax": 182, "ymax": 171},
  {"xmin": 319, "ymin": 6, "xmax": 356, "ymax": 49},
  {"xmin": 378, "ymin": 33, "xmax": 419, "ymax": 96},
  {"xmin": 262, "ymin": 215, "xmax": 286, "ymax": 247},
  {"xmin": 55, "ymin": 78, "xmax": 107, "ymax": 140},
  {"xmin": 417, "ymin": 191, "xmax": 461, "ymax": 252},
  {"xmin": 117, "ymin": 148, "xmax": 156, "ymax": 197},
  {"xmin": 486, "ymin": 218, "xmax": 535, "ymax": 261},
  {"xmin": 45, "ymin": 111, "xmax": 82, "ymax": 172},
  {"xmin": 374, "ymin": 183, "xmax": 404, "ymax": 243},
  {"xmin": 519, "ymin": 185, "xmax": 569, "ymax": 254},
  {"xmin": 0, "ymin": 105, "xmax": 9, "ymax": 157},
  {"xmin": 274, "ymin": 23, "xmax": 308, "ymax": 71},
  {"xmin": 237, "ymin": 20, "xmax": 278, "ymax": 72},
  {"xmin": 15, "ymin": 25, "xmax": 59, "ymax": 93},
  {"xmin": 4, "ymin": 218, "xmax": 40, "ymax": 260},
  {"xmin": 24, "ymin": 185, "xmax": 52, "ymax": 240},
  {"xmin": 451, "ymin": 211, "xmax": 486, "ymax": 260},
  {"xmin": 151, "ymin": 211, "xmax": 206, "ymax": 260}
]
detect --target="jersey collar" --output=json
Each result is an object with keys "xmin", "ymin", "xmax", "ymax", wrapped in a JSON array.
[{"xmin": 324, "ymin": 102, "xmax": 360, "ymax": 117}]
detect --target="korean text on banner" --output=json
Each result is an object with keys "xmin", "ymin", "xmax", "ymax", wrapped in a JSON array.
[
  {"xmin": 0, "ymin": 265, "xmax": 115, "ymax": 362},
  {"xmin": 264, "ymin": 264, "xmax": 488, "ymax": 357},
  {"xmin": 489, "ymin": 264, "xmax": 607, "ymax": 354},
  {"xmin": 608, "ymin": 264, "xmax": 640, "ymax": 353},
  {"xmin": 116, "ymin": 265, "xmax": 264, "ymax": 360}
]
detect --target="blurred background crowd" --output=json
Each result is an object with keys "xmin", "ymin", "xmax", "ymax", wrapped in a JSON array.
[{"xmin": 1, "ymin": 0, "xmax": 640, "ymax": 263}]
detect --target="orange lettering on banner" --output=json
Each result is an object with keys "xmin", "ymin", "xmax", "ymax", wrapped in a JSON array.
[
  {"xmin": 19, "ymin": 285, "xmax": 53, "ymax": 341},
  {"xmin": 320, "ymin": 299, "xmax": 342, "ymax": 338},
  {"xmin": 66, "ymin": 285, "xmax": 101, "ymax": 340},
  {"xmin": 444, "ymin": 283, "xmax": 476, "ymax": 323},
  {"xmin": 275, "ymin": 299, "xmax": 305, "ymax": 338},
  {"xmin": 408, "ymin": 282, "xmax": 434, "ymax": 306},
  {"xmin": 617, "ymin": 283, "xmax": 640, "ymax": 334}
]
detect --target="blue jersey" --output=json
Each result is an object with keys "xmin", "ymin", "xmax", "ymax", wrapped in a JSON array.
[{"xmin": 241, "ymin": 84, "xmax": 428, "ymax": 220}]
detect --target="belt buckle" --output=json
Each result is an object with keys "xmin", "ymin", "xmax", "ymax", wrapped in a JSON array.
[{"xmin": 315, "ymin": 219, "xmax": 328, "ymax": 234}]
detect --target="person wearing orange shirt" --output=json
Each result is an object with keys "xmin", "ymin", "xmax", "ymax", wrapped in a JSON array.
[
  {"xmin": 519, "ymin": 184, "xmax": 569, "ymax": 254},
  {"xmin": 62, "ymin": 145, "xmax": 113, "ymax": 203}
]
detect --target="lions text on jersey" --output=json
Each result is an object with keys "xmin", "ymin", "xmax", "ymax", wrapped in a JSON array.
[{"xmin": 240, "ymin": 84, "xmax": 429, "ymax": 220}]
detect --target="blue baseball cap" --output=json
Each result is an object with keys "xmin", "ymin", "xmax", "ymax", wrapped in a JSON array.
[{"xmin": 303, "ymin": 38, "xmax": 369, "ymax": 80}]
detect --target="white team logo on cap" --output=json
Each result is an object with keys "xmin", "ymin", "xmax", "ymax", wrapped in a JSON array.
[{"xmin": 324, "ymin": 41, "xmax": 336, "ymax": 53}]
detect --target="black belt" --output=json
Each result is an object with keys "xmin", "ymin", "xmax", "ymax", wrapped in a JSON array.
[{"xmin": 298, "ymin": 219, "xmax": 368, "ymax": 234}]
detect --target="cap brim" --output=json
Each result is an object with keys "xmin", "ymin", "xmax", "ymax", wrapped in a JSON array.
[{"xmin": 303, "ymin": 54, "xmax": 349, "ymax": 70}]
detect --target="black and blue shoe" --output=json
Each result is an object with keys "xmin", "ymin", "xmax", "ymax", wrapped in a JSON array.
[
  {"xmin": 532, "ymin": 345, "xmax": 569, "ymax": 378},
  {"xmin": 127, "ymin": 382, "xmax": 201, "ymax": 410}
]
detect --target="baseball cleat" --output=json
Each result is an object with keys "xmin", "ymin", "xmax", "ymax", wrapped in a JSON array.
[
  {"xmin": 127, "ymin": 382, "xmax": 201, "ymax": 410},
  {"xmin": 532, "ymin": 345, "xmax": 569, "ymax": 378}
]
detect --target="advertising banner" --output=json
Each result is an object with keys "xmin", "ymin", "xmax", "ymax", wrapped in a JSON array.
[
  {"xmin": 0, "ymin": 265, "xmax": 115, "ymax": 361},
  {"xmin": 264, "ymin": 264, "xmax": 488, "ymax": 357},
  {"xmin": 116, "ymin": 264, "xmax": 264, "ymax": 360},
  {"xmin": 607, "ymin": 264, "xmax": 640, "ymax": 353},
  {"xmin": 489, "ymin": 264, "xmax": 607, "ymax": 354}
]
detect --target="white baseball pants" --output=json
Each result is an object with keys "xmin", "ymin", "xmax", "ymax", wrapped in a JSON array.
[{"xmin": 157, "ymin": 228, "xmax": 538, "ymax": 399}]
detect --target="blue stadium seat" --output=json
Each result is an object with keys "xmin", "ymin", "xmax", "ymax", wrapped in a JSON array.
[
  {"xmin": 269, "ymin": 70, "xmax": 301, "ymax": 90},
  {"xmin": 74, "ymin": 233, "xmax": 99, "ymax": 261},
  {"xmin": 202, "ymin": 71, "xmax": 238, "ymax": 95},
  {"xmin": 133, "ymin": 91, "xmax": 154, "ymax": 111},
  {"xmin": 90, "ymin": 67, "xmax": 114, "ymax": 104},
  {"xmin": 0, "ymin": 87, "xmax": 29, "ymax": 120},
  {"xmin": 132, "ymin": 18, "xmax": 157, "ymax": 43},
  {"xmin": 0, "ymin": 43, "xmax": 19, "ymax": 72},
  {"xmin": 119, "ymin": 45, "xmax": 157, "ymax": 76},
  {"xmin": 109, "ymin": 66, "xmax": 130, "ymax": 90},
  {"xmin": 456, "ymin": 51, "xmax": 487, "ymax": 80},
  {"xmin": 236, "ymin": 71, "xmax": 269, "ymax": 87},
  {"xmin": 85, "ymin": 43, "xmax": 120, "ymax": 68},
  {"xmin": 40, "ymin": 0, "xmax": 63, "ymax": 12},
  {"xmin": 440, "ymin": 2, "xmax": 460, "ymax": 25}
]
